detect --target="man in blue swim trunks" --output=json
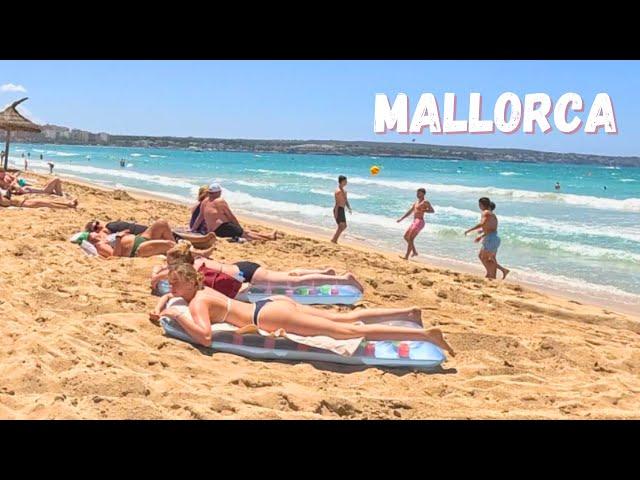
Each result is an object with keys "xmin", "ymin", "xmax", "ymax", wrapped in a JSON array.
[{"xmin": 464, "ymin": 197, "xmax": 509, "ymax": 280}]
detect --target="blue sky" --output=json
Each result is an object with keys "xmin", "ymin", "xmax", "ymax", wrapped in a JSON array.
[{"xmin": 1, "ymin": 60, "xmax": 638, "ymax": 156}]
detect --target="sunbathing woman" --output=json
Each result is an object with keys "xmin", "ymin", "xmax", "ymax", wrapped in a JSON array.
[
  {"xmin": 153, "ymin": 263, "xmax": 454, "ymax": 355},
  {"xmin": 151, "ymin": 241, "xmax": 364, "ymax": 296},
  {"xmin": 0, "ymin": 173, "xmax": 66, "ymax": 196},
  {"xmin": 1, "ymin": 193, "xmax": 78, "ymax": 209},
  {"xmin": 87, "ymin": 229, "xmax": 213, "ymax": 259},
  {"xmin": 85, "ymin": 218, "xmax": 216, "ymax": 245}
]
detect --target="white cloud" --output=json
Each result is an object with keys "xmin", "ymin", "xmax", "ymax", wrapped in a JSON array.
[{"xmin": 1, "ymin": 83, "xmax": 27, "ymax": 93}]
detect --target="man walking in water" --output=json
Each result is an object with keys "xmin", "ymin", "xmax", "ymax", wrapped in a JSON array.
[
  {"xmin": 464, "ymin": 197, "xmax": 509, "ymax": 280},
  {"xmin": 397, "ymin": 188, "xmax": 433, "ymax": 260},
  {"xmin": 331, "ymin": 175, "xmax": 351, "ymax": 244}
]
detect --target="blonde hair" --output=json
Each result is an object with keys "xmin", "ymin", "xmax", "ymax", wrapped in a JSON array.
[
  {"xmin": 168, "ymin": 263, "xmax": 203, "ymax": 289},
  {"xmin": 166, "ymin": 240, "xmax": 194, "ymax": 267},
  {"xmin": 197, "ymin": 185, "xmax": 209, "ymax": 202}
]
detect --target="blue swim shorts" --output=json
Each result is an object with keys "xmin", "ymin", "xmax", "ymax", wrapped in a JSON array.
[{"xmin": 481, "ymin": 232, "xmax": 501, "ymax": 253}]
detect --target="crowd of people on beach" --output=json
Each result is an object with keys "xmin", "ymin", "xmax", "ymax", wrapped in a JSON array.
[
  {"xmin": 72, "ymin": 179, "xmax": 456, "ymax": 356},
  {"xmin": 2, "ymin": 162, "xmax": 523, "ymax": 362},
  {"xmin": 0, "ymin": 160, "xmax": 517, "ymax": 361}
]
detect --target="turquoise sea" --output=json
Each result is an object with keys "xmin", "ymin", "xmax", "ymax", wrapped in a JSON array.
[{"xmin": 9, "ymin": 143, "xmax": 640, "ymax": 309}]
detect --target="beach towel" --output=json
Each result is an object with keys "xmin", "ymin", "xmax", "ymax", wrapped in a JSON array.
[
  {"xmin": 69, "ymin": 232, "xmax": 99, "ymax": 256},
  {"xmin": 160, "ymin": 297, "xmax": 445, "ymax": 370}
]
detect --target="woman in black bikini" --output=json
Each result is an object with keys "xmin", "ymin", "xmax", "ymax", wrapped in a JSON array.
[
  {"xmin": 151, "ymin": 241, "xmax": 364, "ymax": 293},
  {"xmin": 155, "ymin": 263, "xmax": 455, "ymax": 356}
]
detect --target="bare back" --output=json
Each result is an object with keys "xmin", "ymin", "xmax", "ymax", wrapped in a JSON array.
[
  {"xmin": 201, "ymin": 197, "xmax": 232, "ymax": 230},
  {"xmin": 194, "ymin": 257, "xmax": 241, "ymax": 278},
  {"xmin": 191, "ymin": 287, "xmax": 254, "ymax": 328}
]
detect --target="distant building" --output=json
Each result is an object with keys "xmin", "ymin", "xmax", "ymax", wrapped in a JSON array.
[
  {"xmin": 98, "ymin": 132, "xmax": 109, "ymax": 143},
  {"xmin": 71, "ymin": 129, "xmax": 89, "ymax": 143},
  {"xmin": 43, "ymin": 128, "xmax": 58, "ymax": 140}
]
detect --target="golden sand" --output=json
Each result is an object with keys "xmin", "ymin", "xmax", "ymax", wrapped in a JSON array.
[{"xmin": 1, "ymin": 173, "xmax": 638, "ymax": 419}]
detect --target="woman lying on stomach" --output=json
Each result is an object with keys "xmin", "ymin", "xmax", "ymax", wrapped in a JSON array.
[
  {"xmin": 151, "ymin": 241, "xmax": 364, "ymax": 297},
  {"xmin": 152, "ymin": 263, "xmax": 455, "ymax": 356}
]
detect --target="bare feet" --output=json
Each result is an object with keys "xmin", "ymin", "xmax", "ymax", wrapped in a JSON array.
[
  {"xmin": 323, "ymin": 268, "xmax": 336, "ymax": 275},
  {"xmin": 425, "ymin": 328, "xmax": 455, "ymax": 357},
  {"xmin": 410, "ymin": 307, "xmax": 423, "ymax": 326},
  {"xmin": 344, "ymin": 272, "xmax": 364, "ymax": 293},
  {"xmin": 192, "ymin": 245, "xmax": 215, "ymax": 258},
  {"xmin": 501, "ymin": 268, "xmax": 510, "ymax": 280},
  {"xmin": 400, "ymin": 255, "xmax": 409, "ymax": 260}
]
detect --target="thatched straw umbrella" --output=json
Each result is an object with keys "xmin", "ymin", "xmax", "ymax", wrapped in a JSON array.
[{"xmin": 0, "ymin": 97, "xmax": 41, "ymax": 171}]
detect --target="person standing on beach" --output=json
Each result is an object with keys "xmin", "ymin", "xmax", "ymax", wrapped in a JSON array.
[
  {"xmin": 47, "ymin": 161, "xmax": 54, "ymax": 174},
  {"xmin": 397, "ymin": 188, "xmax": 433, "ymax": 260},
  {"xmin": 331, "ymin": 175, "xmax": 351, "ymax": 244},
  {"xmin": 24, "ymin": 155, "xmax": 28, "ymax": 171},
  {"xmin": 555, "ymin": 182, "xmax": 561, "ymax": 191},
  {"xmin": 464, "ymin": 197, "xmax": 509, "ymax": 280}
]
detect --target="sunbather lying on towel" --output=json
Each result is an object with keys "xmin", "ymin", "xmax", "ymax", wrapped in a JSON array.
[
  {"xmin": 151, "ymin": 263, "xmax": 455, "ymax": 356},
  {"xmin": 150, "ymin": 241, "xmax": 364, "ymax": 297},
  {"xmin": 85, "ymin": 224, "xmax": 214, "ymax": 259},
  {"xmin": 0, "ymin": 172, "xmax": 66, "ymax": 196},
  {"xmin": 85, "ymin": 218, "xmax": 216, "ymax": 245},
  {"xmin": 1, "ymin": 192, "xmax": 78, "ymax": 209}
]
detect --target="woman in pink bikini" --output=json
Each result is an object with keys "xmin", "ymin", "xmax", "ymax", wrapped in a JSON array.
[{"xmin": 397, "ymin": 188, "xmax": 433, "ymax": 260}]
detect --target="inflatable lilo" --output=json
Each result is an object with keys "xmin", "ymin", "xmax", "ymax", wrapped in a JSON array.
[
  {"xmin": 151, "ymin": 241, "xmax": 364, "ymax": 305},
  {"xmin": 156, "ymin": 289, "xmax": 448, "ymax": 370}
]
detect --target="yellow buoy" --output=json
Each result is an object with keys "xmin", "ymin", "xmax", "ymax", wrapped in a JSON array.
[{"xmin": 370, "ymin": 165, "xmax": 380, "ymax": 176}]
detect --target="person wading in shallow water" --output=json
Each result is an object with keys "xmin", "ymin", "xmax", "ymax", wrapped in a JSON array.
[
  {"xmin": 464, "ymin": 197, "xmax": 509, "ymax": 280},
  {"xmin": 397, "ymin": 187, "xmax": 433, "ymax": 260}
]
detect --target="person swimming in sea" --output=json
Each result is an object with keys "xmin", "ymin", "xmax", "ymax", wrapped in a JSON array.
[
  {"xmin": 555, "ymin": 182, "xmax": 561, "ymax": 191},
  {"xmin": 464, "ymin": 197, "xmax": 509, "ymax": 280}
]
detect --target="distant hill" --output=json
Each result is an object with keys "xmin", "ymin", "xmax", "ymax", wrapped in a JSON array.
[{"xmin": 4, "ymin": 124, "xmax": 639, "ymax": 167}]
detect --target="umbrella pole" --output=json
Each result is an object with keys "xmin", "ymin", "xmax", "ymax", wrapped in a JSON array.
[{"xmin": 3, "ymin": 129, "xmax": 9, "ymax": 171}]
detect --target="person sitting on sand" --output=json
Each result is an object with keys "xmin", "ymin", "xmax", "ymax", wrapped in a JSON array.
[
  {"xmin": 464, "ymin": 197, "xmax": 509, "ymax": 280},
  {"xmin": 0, "ymin": 172, "xmax": 66, "ymax": 197},
  {"xmin": 189, "ymin": 185, "xmax": 209, "ymax": 235},
  {"xmin": 150, "ymin": 240, "xmax": 364, "ymax": 297},
  {"xmin": 1, "ymin": 191, "xmax": 78, "ymax": 209},
  {"xmin": 397, "ymin": 187, "xmax": 433, "ymax": 260},
  {"xmin": 150, "ymin": 263, "xmax": 455, "ymax": 356},
  {"xmin": 191, "ymin": 181, "xmax": 277, "ymax": 241}
]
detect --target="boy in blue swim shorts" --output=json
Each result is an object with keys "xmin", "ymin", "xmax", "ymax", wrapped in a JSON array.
[{"xmin": 464, "ymin": 197, "xmax": 509, "ymax": 280}]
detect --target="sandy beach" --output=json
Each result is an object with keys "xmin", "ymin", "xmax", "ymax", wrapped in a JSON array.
[{"xmin": 1, "ymin": 172, "xmax": 639, "ymax": 419}]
